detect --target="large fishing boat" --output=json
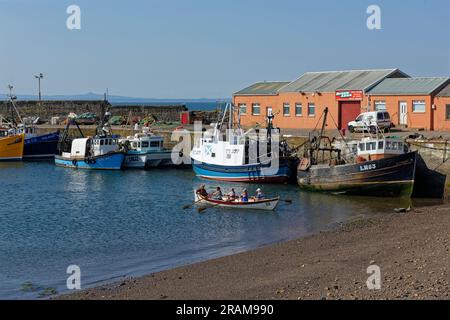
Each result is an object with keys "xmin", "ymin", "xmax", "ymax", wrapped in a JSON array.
[
  {"xmin": 0, "ymin": 129, "xmax": 24, "ymax": 161},
  {"xmin": 19, "ymin": 125, "xmax": 59, "ymax": 159},
  {"xmin": 55, "ymin": 112, "xmax": 125, "ymax": 170},
  {"xmin": 297, "ymin": 108, "xmax": 417, "ymax": 197},
  {"xmin": 119, "ymin": 127, "xmax": 177, "ymax": 169},
  {"xmin": 0, "ymin": 89, "xmax": 25, "ymax": 161},
  {"xmin": 3, "ymin": 90, "xmax": 59, "ymax": 159},
  {"xmin": 190, "ymin": 103, "xmax": 298, "ymax": 183}
]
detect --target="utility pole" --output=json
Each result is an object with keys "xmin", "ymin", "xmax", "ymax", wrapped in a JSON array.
[{"xmin": 34, "ymin": 73, "xmax": 44, "ymax": 101}]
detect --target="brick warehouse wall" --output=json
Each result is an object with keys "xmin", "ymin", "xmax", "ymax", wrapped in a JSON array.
[
  {"xmin": 367, "ymin": 95, "xmax": 433, "ymax": 130},
  {"xmin": 434, "ymin": 96, "xmax": 450, "ymax": 131},
  {"xmin": 234, "ymin": 93, "xmax": 370, "ymax": 130},
  {"xmin": 0, "ymin": 100, "xmax": 187, "ymax": 123}
]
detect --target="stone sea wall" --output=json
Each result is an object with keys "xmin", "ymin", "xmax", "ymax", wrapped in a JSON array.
[
  {"xmin": 0, "ymin": 100, "xmax": 188, "ymax": 123},
  {"xmin": 408, "ymin": 139, "xmax": 450, "ymax": 198}
]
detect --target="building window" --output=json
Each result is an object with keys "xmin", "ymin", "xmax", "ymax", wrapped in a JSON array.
[
  {"xmin": 283, "ymin": 103, "xmax": 290, "ymax": 116},
  {"xmin": 239, "ymin": 104, "xmax": 247, "ymax": 115},
  {"xmin": 295, "ymin": 103, "xmax": 302, "ymax": 116},
  {"xmin": 412, "ymin": 100, "xmax": 426, "ymax": 113},
  {"xmin": 374, "ymin": 101, "xmax": 386, "ymax": 111},
  {"xmin": 252, "ymin": 103, "xmax": 261, "ymax": 115},
  {"xmin": 308, "ymin": 103, "xmax": 315, "ymax": 117},
  {"xmin": 446, "ymin": 105, "xmax": 450, "ymax": 120}
]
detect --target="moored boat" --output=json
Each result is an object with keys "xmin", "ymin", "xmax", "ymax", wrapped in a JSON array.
[
  {"xmin": 194, "ymin": 192, "xmax": 280, "ymax": 211},
  {"xmin": 297, "ymin": 108, "xmax": 417, "ymax": 198},
  {"xmin": 190, "ymin": 103, "xmax": 298, "ymax": 183},
  {"xmin": 3, "ymin": 91, "xmax": 59, "ymax": 160},
  {"xmin": 55, "ymin": 112, "xmax": 125, "ymax": 170},
  {"xmin": 0, "ymin": 131, "xmax": 24, "ymax": 161},
  {"xmin": 20, "ymin": 126, "xmax": 59, "ymax": 160},
  {"xmin": 119, "ymin": 127, "xmax": 179, "ymax": 169}
]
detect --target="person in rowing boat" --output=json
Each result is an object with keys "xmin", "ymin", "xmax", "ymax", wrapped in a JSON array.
[
  {"xmin": 196, "ymin": 184, "xmax": 208, "ymax": 198},
  {"xmin": 241, "ymin": 189, "xmax": 249, "ymax": 202},
  {"xmin": 255, "ymin": 188, "xmax": 265, "ymax": 200},
  {"xmin": 211, "ymin": 187, "xmax": 223, "ymax": 200},
  {"xmin": 227, "ymin": 188, "xmax": 236, "ymax": 201}
]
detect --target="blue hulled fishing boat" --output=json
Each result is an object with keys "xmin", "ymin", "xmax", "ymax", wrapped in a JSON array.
[
  {"xmin": 4, "ymin": 92, "xmax": 59, "ymax": 159},
  {"xmin": 190, "ymin": 103, "xmax": 298, "ymax": 183},
  {"xmin": 55, "ymin": 112, "xmax": 125, "ymax": 170},
  {"xmin": 21, "ymin": 126, "xmax": 59, "ymax": 159}
]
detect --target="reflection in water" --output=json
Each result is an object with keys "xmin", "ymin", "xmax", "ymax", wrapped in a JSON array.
[
  {"xmin": 0, "ymin": 162, "xmax": 429, "ymax": 299},
  {"xmin": 0, "ymin": 162, "xmax": 24, "ymax": 170}
]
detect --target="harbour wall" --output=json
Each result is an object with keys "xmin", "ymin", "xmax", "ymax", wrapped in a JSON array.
[
  {"xmin": 408, "ymin": 140, "xmax": 450, "ymax": 198},
  {"xmin": 0, "ymin": 100, "xmax": 188, "ymax": 123}
]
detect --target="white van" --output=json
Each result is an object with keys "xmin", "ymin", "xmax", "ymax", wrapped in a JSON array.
[{"xmin": 348, "ymin": 111, "xmax": 393, "ymax": 133}]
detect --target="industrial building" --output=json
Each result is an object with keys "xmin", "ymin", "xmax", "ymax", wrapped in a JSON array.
[{"xmin": 233, "ymin": 69, "xmax": 450, "ymax": 131}]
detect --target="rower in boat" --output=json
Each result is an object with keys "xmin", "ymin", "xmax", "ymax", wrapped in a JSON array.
[
  {"xmin": 255, "ymin": 188, "xmax": 265, "ymax": 200},
  {"xmin": 241, "ymin": 189, "xmax": 249, "ymax": 202},
  {"xmin": 227, "ymin": 188, "xmax": 236, "ymax": 201},
  {"xmin": 211, "ymin": 187, "xmax": 223, "ymax": 200},
  {"xmin": 196, "ymin": 184, "xmax": 208, "ymax": 198},
  {"xmin": 193, "ymin": 189, "xmax": 280, "ymax": 211}
]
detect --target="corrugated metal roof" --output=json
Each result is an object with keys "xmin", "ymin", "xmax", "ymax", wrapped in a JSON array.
[
  {"xmin": 278, "ymin": 69, "xmax": 408, "ymax": 93},
  {"xmin": 234, "ymin": 81, "xmax": 291, "ymax": 95},
  {"xmin": 367, "ymin": 77, "xmax": 450, "ymax": 95},
  {"xmin": 437, "ymin": 83, "xmax": 450, "ymax": 97}
]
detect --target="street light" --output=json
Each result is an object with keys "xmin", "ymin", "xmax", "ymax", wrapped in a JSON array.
[
  {"xmin": 7, "ymin": 85, "xmax": 13, "ymax": 98},
  {"xmin": 34, "ymin": 73, "xmax": 44, "ymax": 101}
]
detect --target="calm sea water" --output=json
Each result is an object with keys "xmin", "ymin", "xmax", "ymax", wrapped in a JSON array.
[{"xmin": 0, "ymin": 161, "xmax": 412, "ymax": 299}]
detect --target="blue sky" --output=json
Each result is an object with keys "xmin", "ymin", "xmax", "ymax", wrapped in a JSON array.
[{"xmin": 1, "ymin": 0, "xmax": 449, "ymax": 98}]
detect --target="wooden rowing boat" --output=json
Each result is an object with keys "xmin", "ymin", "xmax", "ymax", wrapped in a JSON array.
[{"xmin": 194, "ymin": 192, "xmax": 280, "ymax": 211}]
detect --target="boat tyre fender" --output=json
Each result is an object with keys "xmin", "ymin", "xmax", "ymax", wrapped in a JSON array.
[
  {"xmin": 72, "ymin": 159, "xmax": 78, "ymax": 167},
  {"xmin": 298, "ymin": 158, "xmax": 311, "ymax": 171},
  {"xmin": 179, "ymin": 151, "xmax": 183, "ymax": 158},
  {"xmin": 86, "ymin": 158, "xmax": 96, "ymax": 165}
]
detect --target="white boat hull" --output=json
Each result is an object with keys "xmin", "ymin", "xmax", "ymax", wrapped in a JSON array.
[
  {"xmin": 124, "ymin": 151, "xmax": 180, "ymax": 168},
  {"xmin": 194, "ymin": 192, "xmax": 279, "ymax": 211}
]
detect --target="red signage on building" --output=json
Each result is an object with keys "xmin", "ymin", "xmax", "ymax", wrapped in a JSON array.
[{"xmin": 335, "ymin": 90, "xmax": 363, "ymax": 101}]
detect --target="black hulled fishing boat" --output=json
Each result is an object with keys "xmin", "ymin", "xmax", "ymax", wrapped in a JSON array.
[{"xmin": 297, "ymin": 108, "xmax": 417, "ymax": 197}]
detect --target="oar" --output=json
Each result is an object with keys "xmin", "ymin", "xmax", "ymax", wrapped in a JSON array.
[
  {"xmin": 183, "ymin": 198, "xmax": 204, "ymax": 210},
  {"xmin": 282, "ymin": 199, "xmax": 293, "ymax": 204},
  {"xmin": 198, "ymin": 203, "xmax": 220, "ymax": 213}
]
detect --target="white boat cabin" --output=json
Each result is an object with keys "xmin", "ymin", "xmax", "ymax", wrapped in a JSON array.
[
  {"xmin": 357, "ymin": 137, "xmax": 407, "ymax": 161},
  {"xmin": 191, "ymin": 125, "xmax": 247, "ymax": 166},
  {"xmin": 69, "ymin": 137, "xmax": 120, "ymax": 159},
  {"xmin": 126, "ymin": 134, "xmax": 165, "ymax": 152},
  {"xmin": 0, "ymin": 125, "xmax": 36, "ymax": 138},
  {"xmin": 121, "ymin": 127, "xmax": 167, "ymax": 154},
  {"xmin": 17, "ymin": 125, "xmax": 37, "ymax": 139}
]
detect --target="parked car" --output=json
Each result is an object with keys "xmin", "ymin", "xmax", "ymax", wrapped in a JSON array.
[{"xmin": 348, "ymin": 111, "xmax": 393, "ymax": 133}]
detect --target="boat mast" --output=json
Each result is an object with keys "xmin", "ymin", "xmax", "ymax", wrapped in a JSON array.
[
  {"xmin": 7, "ymin": 85, "xmax": 23, "ymax": 126},
  {"xmin": 309, "ymin": 107, "xmax": 329, "ymax": 163},
  {"xmin": 319, "ymin": 107, "xmax": 328, "ymax": 143}
]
